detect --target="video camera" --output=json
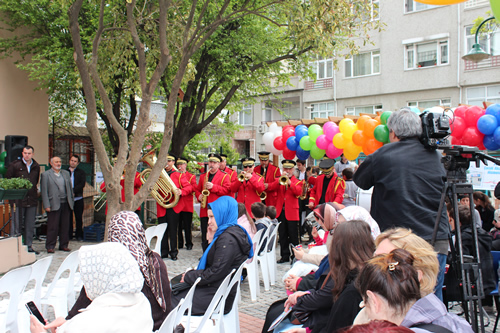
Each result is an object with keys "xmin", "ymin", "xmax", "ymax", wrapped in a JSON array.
[{"xmin": 419, "ymin": 110, "xmax": 451, "ymax": 150}]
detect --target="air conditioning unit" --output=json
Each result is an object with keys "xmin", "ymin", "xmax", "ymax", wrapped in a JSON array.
[{"xmin": 258, "ymin": 124, "xmax": 267, "ymax": 133}]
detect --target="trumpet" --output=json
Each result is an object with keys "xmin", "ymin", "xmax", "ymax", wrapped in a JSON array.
[
  {"xmin": 258, "ymin": 191, "xmax": 267, "ymax": 201},
  {"xmin": 279, "ymin": 174, "xmax": 289, "ymax": 186},
  {"xmin": 238, "ymin": 172, "xmax": 247, "ymax": 182}
]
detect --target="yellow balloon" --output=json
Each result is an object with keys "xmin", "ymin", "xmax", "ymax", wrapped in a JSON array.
[
  {"xmin": 333, "ymin": 133, "xmax": 348, "ymax": 149},
  {"xmin": 413, "ymin": 0, "xmax": 466, "ymax": 4},
  {"xmin": 343, "ymin": 141, "xmax": 362, "ymax": 160},
  {"xmin": 343, "ymin": 123, "xmax": 358, "ymax": 139},
  {"xmin": 339, "ymin": 118, "xmax": 354, "ymax": 134}
]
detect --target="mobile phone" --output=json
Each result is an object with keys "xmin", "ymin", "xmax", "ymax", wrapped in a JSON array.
[{"xmin": 26, "ymin": 301, "xmax": 46, "ymax": 324}]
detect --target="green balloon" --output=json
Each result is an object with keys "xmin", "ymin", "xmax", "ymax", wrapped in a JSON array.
[
  {"xmin": 374, "ymin": 125, "xmax": 389, "ymax": 143},
  {"xmin": 0, "ymin": 161, "xmax": 6, "ymax": 176},
  {"xmin": 492, "ymin": 0, "xmax": 500, "ymax": 21},
  {"xmin": 300, "ymin": 136, "xmax": 314, "ymax": 151},
  {"xmin": 0, "ymin": 151, "xmax": 6, "ymax": 162},
  {"xmin": 308, "ymin": 124, "xmax": 323, "ymax": 141},
  {"xmin": 310, "ymin": 145, "xmax": 325, "ymax": 160},
  {"xmin": 380, "ymin": 111, "xmax": 392, "ymax": 125}
]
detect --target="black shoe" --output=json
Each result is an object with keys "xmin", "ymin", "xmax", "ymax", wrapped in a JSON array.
[
  {"xmin": 28, "ymin": 247, "xmax": 40, "ymax": 255},
  {"xmin": 171, "ymin": 255, "xmax": 178, "ymax": 261},
  {"xmin": 277, "ymin": 258, "xmax": 289, "ymax": 264},
  {"xmin": 186, "ymin": 244, "xmax": 193, "ymax": 250}
]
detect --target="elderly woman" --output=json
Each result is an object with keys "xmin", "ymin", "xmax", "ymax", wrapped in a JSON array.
[
  {"xmin": 30, "ymin": 242, "xmax": 153, "ymax": 332},
  {"xmin": 172, "ymin": 196, "xmax": 253, "ymax": 315}
]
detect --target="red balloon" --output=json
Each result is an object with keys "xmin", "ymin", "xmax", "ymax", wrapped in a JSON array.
[
  {"xmin": 454, "ymin": 105, "xmax": 468, "ymax": 119},
  {"xmin": 449, "ymin": 116, "xmax": 466, "ymax": 138},
  {"xmin": 478, "ymin": 142, "xmax": 486, "ymax": 150},
  {"xmin": 462, "ymin": 127, "xmax": 484, "ymax": 147},
  {"xmin": 451, "ymin": 136, "xmax": 463, "ymax": 145},
  {"xmin": 283, "ymin": 128, "xmax": 295, "ymax": 141},
  {"xmin": 273, "ymin": 136, "xmax": 285, "ymax": 150},
  {"xmin": 283, "ymin": 125, "xmax": 294, "ymax": 132},
  {"xmin": 464, "ymin": 105, "xmax": 485, "ymax": 128},
  {"xmin": 282, "ymin": 147, "xmax": 296, "ymax": 159}
]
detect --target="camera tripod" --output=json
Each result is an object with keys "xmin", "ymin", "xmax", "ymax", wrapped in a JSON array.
[{"xmin": 432, "ymin": 146, "xmax": 500, "ymax": 333}]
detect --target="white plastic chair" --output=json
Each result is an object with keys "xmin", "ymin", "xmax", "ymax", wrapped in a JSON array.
[
  {"xmin": 266, "ymin": 222, "xmax": 281, "ymax": 286},
  {"xmin": 0, "ymin": 265, "xmax": 32, "ymax": 333},
  {"xmin": 21, "ymin": 256, "xmax": 53, "ymax": 308},
  {"xmin": 256, "ymin": 228, "xmax": 271, "ymax": 291},
  {"xmin": 220, "ymin": 263, "xmax": 245, "ymax": 333},
  {"xmin": 180, "ymin": 269, "xmax": 235, "ymax": 333},
  {"xmin": 146, "ymin": 223, "xmax": 168, "ymax": 254},
  {"xmin": 168, "ymin": 277, "xmax": 201, "ymax": 332},
  {"xmin": 242, "ymin": 229, "xmax": 265, "ymax": 302},
  {"xmin": 156, "ymin": 298, "xmax": 183, "ymax": 333},
  {"xmin": 40, "ymin": 251, "xmax": 80, "ymax": 318}
]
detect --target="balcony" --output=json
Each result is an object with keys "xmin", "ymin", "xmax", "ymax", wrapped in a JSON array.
[
  {"xmin": 304, "ymin": 78, "xmax": 333, "ymax": 90},
  {"xmin": 464, "ymin": 55, "xmax": 500, "ymax": 71}
]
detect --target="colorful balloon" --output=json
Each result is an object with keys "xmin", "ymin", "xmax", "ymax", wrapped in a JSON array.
[
  {"xmin": 339, "ymin": 118, "xmax": 355, "ymax": 133},
  {"xmin": 363, "ymin": 119, "xmax": 379, "ymax": 139},
  {"xmin": 299, "ymin": 136, "xmax": 314, "ymax": 151},
  {"xmin": 273, "ymin": 136, "xmax": 285, "ymax": 151},
  {"xmin": 323, "ymin": 122, "xmax": 340, "ymax": 141},
  {"xmin": 451, "ymin": 136, "xmax": 463, "ymax": 145},
  {"xmin": 363, "ymin": 138, "xmax": 383, "ymax": 155},
  {"xmin": 308, "ymin": 124, "xmax": 323, "ymax": 141},
  {"xmin": 343, "ymin": 141, "xmax": 362, "ymax": 161},
  {"xmin": 477, "ymin": 115, "xmax": 498, "ymax": 135},
  {"xmin": 494, "ymin": 127, "xmax": 500, "ymax": 146},
  {"xmin": 464, "ymin": 105, "xmax": 485, "ymax": 128},
  {"xmin": 296, "ymin": 146, "xmax": 310, "ymax": 160},
  {"xmin": 333, "ymin": 133, "xmax": 349, "ymax": 149},
  {"xmin": 295, "ymin": 125, "xmax": 309, "ymax": 141},
  {"xmin": 414, "ymin": 0, "xmax": 468, "ymax": 5},
  {"xmin": 283, "ymin": 147, "xmax": 296, "ymax": 160},
  {"xmin": 483, "ymin": 135, "xmax": 500, "ymax": 151},
  {"xmin": 326, "ymin": 142, "xmax": 343, "ymax": 160},
  {"xmin": 316, "ymin": 134, "xmax": 330, "ymax": 150},
  {"xmin": 492, "ymin": 0, "xmax": 500, "ymax": 21},
  {"xmin": 462, "ymin": 127, "xmax": 484, "ymax": 147},
  {"xmin": 486, "ymin": 104, "xmax": 500, "ymax": 125},
  {"xmin": 310, "ymin": 145, "xmax": 326, "ymax": 160},
  {"xmin": 356, "ymin": 115, "xmax": 371, "ymax": 131},
  {"xmin": 380, "ymin": 111, "xmax": 392, "ymax": 125},
  {"xmin": 449, "ymin": 116, "xmax": 466, "ymax": 138},
  {"xmin": 454, "ymin": 105, "xmax": 468, "ymax": 119},
  {"xmin": 352, "ymin": 130, "xmax": 367, "ymax": 147},
  {"xmin": 374, "ymin": 125, "xmax": 389, "ymax": 143},
  {"xmin": 286, "ymin": 136, "xmax": 299, "ymax": 151}
]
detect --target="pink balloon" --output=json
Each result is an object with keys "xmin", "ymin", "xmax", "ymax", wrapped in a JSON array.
[
  {"xmin": 462, "ymin": 127, "xmax": 484, "ymax": 147},
  {"xmin": 324, "ymin": 122, "xmax": 340, "ymax": 141},
  {"xmin": 283, "ymin": 147, "xmax": 296, "ymax": 159},
  {"xmin": 326, "ymin": 142, "xmax": 343, "ymax": 159},
  {"xmin": 454, "ymin": 105, "xmax": 468, "ymax": 119},
  {"xmin": 464, "ymin": 105, "xmax": 485, "ymax": 128},
  {"xmin": 316, "ymin": 134, "xmax": 330, "ymax": 150},
  {"xmin": 450, "ymin": 116, "xmax": 466, "ymax": 138},
  {"xmin": 273, "ymin": 136, "xmax": 285, "ymax": 150}
]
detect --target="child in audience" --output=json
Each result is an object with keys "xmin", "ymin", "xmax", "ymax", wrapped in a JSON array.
[
  {"xmin": 266, "ymin": 206, "xmax": 279, "ymax": 251},
  {"xmin": 252, "ymin": 202, "xmax": 271, "ymax": 231},
  {"xmin": 341, "ymin": 168, "xmax": 358, "ymax": 208},
  {"xmin": 238, "ymin": 202, "xmax": 257, "ymax": 238}
]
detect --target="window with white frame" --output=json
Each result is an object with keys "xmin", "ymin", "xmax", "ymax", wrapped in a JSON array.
[
  {"xmin": 465, "ymin": 25, "xmax": 500, "ymax": 56},
  {"xmin": 345, "ymin": 51, "xmax": 380, "ymax": 78},
  {"xmin": 345, "ymin": 105, "xmax": 383, "ymax": 116},
  {"xmin": 464, "ymin": 0, "xmax": 489, "ymax": 8},
  {"xmin": 311, "ymin": 102, "xmax": 335, "ymax": 119},
  {"xmin": 467, "ymin": 85, "xmax": 500, "ymax": 106},
  {"xmin": 238, "ymin": 105, "xmax": 252, "ymax": 125},
  {"xmin": 310, "ymin": 56, "xmax": 333, "ymax": 79},
  {"xmin": 405, "ymin": 0, "xmax": 437, "ymax": 13},
  {"xmin": 263, "ymin": 102, "xmax": 273, "ymax": 122},
  {"xmin": 371, "ymin": 0, "xmax": 380, "ymax": 21},
  {"xmin": 407, "ymin": 99, "xmax": 451, "ymax": 109},
  {"xmin": 405, "ymin": 40, "xmax": 448, "ymax": 69}
]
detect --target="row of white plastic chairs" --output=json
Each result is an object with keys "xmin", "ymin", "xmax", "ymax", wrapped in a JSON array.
[{"xmin": 0, "ymin": 251, "xmax": 81, "ymax": 333}]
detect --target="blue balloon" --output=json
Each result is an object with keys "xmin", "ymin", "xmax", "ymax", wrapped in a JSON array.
[
  {"xmin": 295, "ymin": 126, "xmax": 308, "ymax": 141},
  {"xmin": 494, "ymin": 127, "xmax": 500, "ymax": 145},
  {"xmin": 486, "ymin": 104, "xmax": 500, "ymax": 125},
  {"xmin": 483, "ymin": 135, "xmax": 500, "ymax": 151},
  {"xmin": 296, "ymin": 146, "xmax": 310, "ymax": 160},
  {"xmin": 286, "ymin": 136, "xmax": 299, "ymax": 151},
  {"xmin": 477, "ymin": 115, "xmax": 498, "ymax": 135}
]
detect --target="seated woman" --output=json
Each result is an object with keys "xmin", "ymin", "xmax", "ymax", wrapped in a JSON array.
[
  {"xmin": 172, "ymin": 196, "xmax": 253, "ymax": 315},
  {"xmin": 49, "ymin": 211, "xmax": 171, "ymax": 331},
  {"xmin": 263, "ymin": 220, "xmax": 375, "ymax": 333},
  {"xmin": 31, "ymin": 242, "xmax": 153, "ymax": 332}
]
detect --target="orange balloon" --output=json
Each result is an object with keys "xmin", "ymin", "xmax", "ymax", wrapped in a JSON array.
[
  {"xmin": 414, "ymin": 0, "xmax": 466, "ymax": 4},
  {"xmin": 356, "ymin": 115, "xmax": 371, "ymax": 131},
  {"xmin": 352, "ymin": 130, "xmax": 367, "ymax": 147},
  {"xmin": 363, "ymin": 138, "xmax": 383, "ymax": 155},
  {"xmin": 375, "ymin": 116, "xmax": 381, "ymax": 123},
  {"xmin": 363, "ymin": 119, "xmax": 378, "ymax": 139}
]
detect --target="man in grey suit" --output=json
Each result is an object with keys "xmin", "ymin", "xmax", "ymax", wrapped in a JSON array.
[{"xmin": 41, "ymin": 156, "xmax": 74, "ymax": 253}]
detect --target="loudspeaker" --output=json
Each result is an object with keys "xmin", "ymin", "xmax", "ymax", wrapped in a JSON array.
[{"xmin": 5, "ymin": 135, "xmax": 28, "ymax": 167}]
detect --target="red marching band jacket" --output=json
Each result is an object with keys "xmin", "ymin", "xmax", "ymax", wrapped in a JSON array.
[
  {"xmin": 100, "ymin": 171, "xmax": 142, "ymax": 212},
  {"xmin": 224, "ymin": 166, "xmax": 238, "ymax": 197},
  {"xmin": 179, "ymin": 171, "xmax": 197, "ymax": 213},
  {"xmin": 254, "ymin": 163, "xmax": 281, "ymax": 208},
  {"xmin": 275, "ymin": 175, "xmax": 303, "ymax": 221},
  {"xmin": 156, "ymin": 171, "xmax": 192, "ymax": 217},
  {"xmin": 195, "ymin": 170, "xmax": 231, "ymax": 218},
  {"xmin": 308, "ymin": 173, "xmax": 345, "ymax": 207},
  {"xmin": 233, "ymin": 173, "xmax": 266, "ymax": 218}
]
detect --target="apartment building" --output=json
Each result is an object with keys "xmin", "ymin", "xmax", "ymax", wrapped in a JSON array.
[{"xmin": 233, "ymin": 0, "xmax": 500, "ymax": 159}]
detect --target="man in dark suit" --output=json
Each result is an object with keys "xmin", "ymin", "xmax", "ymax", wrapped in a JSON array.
[
  {"xmin": 67, "ymin": 155, "xmax": 86, "ymax": 241},
  {"xmin": 41, "ymin": 156, "xmax": 74, "ymax": 253}
]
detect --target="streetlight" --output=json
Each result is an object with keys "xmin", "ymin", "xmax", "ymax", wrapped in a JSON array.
[{"xmin": 462, "ymin": 16, "xmax": 495, "ymax": 62}]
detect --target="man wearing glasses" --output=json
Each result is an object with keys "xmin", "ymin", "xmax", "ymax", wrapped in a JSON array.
[{"xmin": 234, "ymin": 157, "xmax": 265, "ymax": 218}]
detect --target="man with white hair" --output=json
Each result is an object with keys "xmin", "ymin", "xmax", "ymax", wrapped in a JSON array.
[{"xmin": 354, "ymin": 108, "xmax": 449, "ymax": 301}]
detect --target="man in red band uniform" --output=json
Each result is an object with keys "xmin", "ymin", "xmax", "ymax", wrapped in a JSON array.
[
  {"xmin": 195, "ymin": 153, "xmax": 230, "ymax": 250},
  {"xmin": 253, "ymin": 151, "xmax": 281, "ymax": 208},
  {"xmin": 276, "ymin": 160, "xmax": 303, "ymax": 263},
  {"xmin": 307, "ymin": 158, "xmax": 345, "ymax": 210},
  {"xmin": 219, "ymin": 154, "xmax": 237, "ymax": 198},
  {"xmin": 99, "ymin": 168, "xmax": 143, "ymax": 215},
  {"xmin": 176, "ymin": 157, "xmax": 197, "ymax": 250},
  {"xmin": 233, "ymin": 157, "xmax": 266, "ymax": 219},
  {"xmin": 157, "ymin": 153, "xmax": 192, "ymax": 261}
]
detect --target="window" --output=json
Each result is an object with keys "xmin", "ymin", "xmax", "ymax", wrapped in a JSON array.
[
  {"xmin": 408, "ymin": 99, "xmax": 451, "ymax": 109},
  {"xmin": 465, "ymin": 25, "xmax": 500, "ymax": 57},
  {"xmin": 371, "ymin": 0, "xmax": 380, "ymax": 21},
  {"xmin": 464, "ymin": 0, "xmax": 489, "ymax": 8},
  {"xmin": 345, "ymin": 51, "xmax": 380, "ymax": 78},
  {"xmin": 405, "ymin": 0, "xmax": 437, "ymax": 13},
  {"xmin": 345, "ymin": 105, "xmax": 383, "ymax": 116},
  {"xmin": 264, "ymin": 103, "xmax": 272, "ymax": 122},
  {"xmin": 405, "ymin": 40, "xmax": 448, "ymax": 69},
  {"xmin": 467, "ymin": 85, "xmax": 500, "ymax": 106},
  {"xmin": 311, "ymin": 102, "xmax": 335, "ymax": 119},
  {"xmin": 238, "ymin": 105, "xmax": 252, "ymax": 125},
  {"xmin": 311, "ymin": 56, "xmax": 333, "ymax": 79},
  {"xmin": 279, "ymin": 101, "xmax": 301, "ymax": 120}
]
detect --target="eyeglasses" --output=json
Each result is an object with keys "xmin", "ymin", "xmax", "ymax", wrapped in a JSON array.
[{"xmin": 243, "ymin": 165, "xmax": 253, "ymax": 168}]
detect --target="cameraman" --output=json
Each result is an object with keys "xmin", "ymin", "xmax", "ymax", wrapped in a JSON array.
[{"xmin": 353, "ymin": 108, "xmax": 449, "ymax": 301}]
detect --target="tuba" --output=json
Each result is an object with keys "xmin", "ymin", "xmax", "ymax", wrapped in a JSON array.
[{"xmin": 139, "ymin": 149, "xmax": 180, "ymax": 209}]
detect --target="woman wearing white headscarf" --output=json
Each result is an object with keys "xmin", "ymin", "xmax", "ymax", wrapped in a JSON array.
[{"xmin": 30, "ymin": 242, "xmax": 153, "ymax": 333}]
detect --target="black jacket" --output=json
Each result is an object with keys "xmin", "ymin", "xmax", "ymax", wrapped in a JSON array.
[
  {"xmin": 5, "ymin": 159, "xmax": 40, "ymax": 207},
  {"xmin": 177, "ymin": 225, "xmax": 251, "ymax": 315},
  {"xmin": 67, "ymin": 167, "xmax": 86, "ymax": 198},
  {"xmin": 354, "ymin": 137, "xmax": 449, "ymax": 242}
]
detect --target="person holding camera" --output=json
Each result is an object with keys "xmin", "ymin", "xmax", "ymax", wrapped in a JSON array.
[{"xmin": 353, "ymin": 108, "xmax": 449, "ymax": 301}]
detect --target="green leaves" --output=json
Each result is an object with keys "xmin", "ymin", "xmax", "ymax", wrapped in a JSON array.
[{"xmin": 0, "ymin": 177, "xmax": 34, "ymax": 190}]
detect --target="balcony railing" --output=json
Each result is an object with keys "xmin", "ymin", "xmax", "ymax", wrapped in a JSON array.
[
  {"xmin": 304, "ymin": 78, "xmax": 333, "ymax": 90},
  {"xmin": 464, "ymin": 55, "xmax": 500, "ymax": 71}
]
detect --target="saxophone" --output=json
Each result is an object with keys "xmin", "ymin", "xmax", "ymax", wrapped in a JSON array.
[
  {"xmin": 201, "ymin": 171, "xmax": 210, "ymax": 209},
  {"xmin": 299, "ymin": 181, "xmax": 309, "ymax": 200}
]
